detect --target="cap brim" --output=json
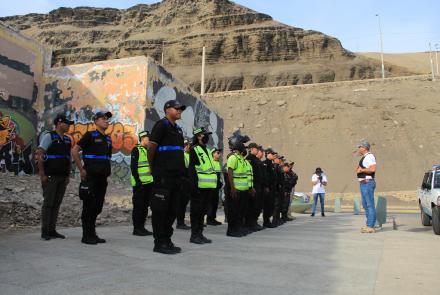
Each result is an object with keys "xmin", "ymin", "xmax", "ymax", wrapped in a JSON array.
[
  {"xmin": 104, "ymin": 112, "xmax": 113, "ymax": 118},
  {"xmin": 67, "ymin": 120, "xmax": 74, "ymax": 125}
]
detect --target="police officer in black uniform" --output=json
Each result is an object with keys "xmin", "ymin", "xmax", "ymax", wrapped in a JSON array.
[
  {"xmin": 36, "ymin": 114, "xmax": 74, "ymax": 240},
  {"xmin": 245, "ymin": 143, "xmax": 264, "ymax": 232},
  {"xmin": 72, "ymin": 111, "xmax": 113, "ymax": 245},
  {"xmin": 272, "ymin": 154, "xmax": 285, "ymax": 226},
  {"xmin": 147, "ymin": 100, "xmax": 186, "ymax": 255},
  {"xmin": 262, "ymin": 148, "xmax": 277, "ymax": 228},
  {"xmin": 176, "ymin": 138, "xmax": 191, "ymax": 230}
]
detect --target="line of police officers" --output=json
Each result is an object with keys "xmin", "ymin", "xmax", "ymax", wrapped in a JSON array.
[{"xmin": 37, "ymin": 100, "xmax": 297, "ymax": 255}]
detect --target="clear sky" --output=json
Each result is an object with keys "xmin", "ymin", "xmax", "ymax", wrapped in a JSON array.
[{"xmin": 1, "ymin": 0, "xmax": 439, "ymax": 53}]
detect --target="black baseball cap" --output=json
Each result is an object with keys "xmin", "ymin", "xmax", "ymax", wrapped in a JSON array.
[
  {"xmin": 247, "ymin": 142, "xmax": 261, "ymax": 149},
  {"xmin": 193, "ymin": 127, "xmax": 212, "ymax": 136},
  {"xmin": 164, "ymin": 100, "xmax": 186, "ymax": 112},
  {"xmin": 93, "ymin": 111, "xmax": 112, "ymax": 121},
  {"xmin": 138, "ymin": 131, "xmax": 150, "ymax": 140},
  {"xmin": 53, "ymin": 114, "xmax": 74, "ymax": 125},
  {"xmin": 265, "ymin": 148, "xmax": 277, "ymax": 155},
  {"xmin": 212, "ymin": 148, "xmax": 223, "ymax": 153}
]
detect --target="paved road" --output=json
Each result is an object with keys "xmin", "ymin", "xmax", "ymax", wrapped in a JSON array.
[{"xmin": 0, "ymin": 213, "xmax": 438, "ymax": 295}]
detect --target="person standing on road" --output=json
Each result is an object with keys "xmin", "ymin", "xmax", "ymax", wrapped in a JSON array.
[
  {"xmin": 245, "ymin": 143, "xmax": 264, "ymax": 232},
  {"xmin": 36, "ymin": 114, "xmax": 74, "ymax": 240},
  {"xmin": 176, "ymin": 138, "xmax": 191, "ymax": 230},
  {"xmin": 188, "ymin": 127, "xmax": 217, "ymax": 244},
  {"xmin": 356, "ymin": 140, "xmax": 377, "ymax": 233},
  {"xmin": 72, "ymin": 111, "xmax": 113, "ymax": 245},
  {"xmin": 130, "ymin": 131, "xmax": 154, "ymax": 237},
  {"xmin": 311, "ymin": 167, "xmax": 327, "ymax": 217},
  {"xmin": 262, "ymin": 148, "xmax": 277, "ymax": 228},
  {"xmin": 207, "ymin": 147, "xmax": 223, "ymax": 226},
  {"xmin": 147, "ymin": 100, "xmax": 186, "ymax": 254}
]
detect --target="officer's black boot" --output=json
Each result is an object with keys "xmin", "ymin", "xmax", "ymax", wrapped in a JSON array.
[
  {"xmin": 154, "ymin": 240, "xmax": 177, "ymax": 255},
  {"xmin": 81, "ymin": 223, "xmax": 97, "ymax": 245}
]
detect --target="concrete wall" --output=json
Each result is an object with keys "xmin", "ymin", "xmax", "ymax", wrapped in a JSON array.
[
  {"xmin": 41, "ymin": 56, "xmax": 223, "ymax": 181},
  {"xmin": 145, "ymin": 58, "xmax": 224, "ymax": 149},
  {"xmin": 0, "ymin": 22, "xmax": 51, "ymax": 174}
]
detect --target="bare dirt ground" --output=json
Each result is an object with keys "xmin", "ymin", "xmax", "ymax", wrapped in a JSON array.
[
  {"xmin": 205, "ymin": 75, "xmax": 440, "ymax": 194},
  {"xmin": 358, "ymin": 52, "xmax": 434, "ymax": 74}
]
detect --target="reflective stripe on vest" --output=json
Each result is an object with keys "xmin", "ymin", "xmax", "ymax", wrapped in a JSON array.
[
  {"xmin": 130, "ymin": 145, "xmax": 154, "ymax": 186},
  {"xmin": 245, "ymin": 159, "xmax": 254, "ymax": 188},
  {"xmin": 212, "ymin": 160, "xmax": 221, "ymax": 173},
  {"xmin": 194, "ymin": 145, "xmax": 217, "ymax": 189},
  {"xmin": 184, "ymin": 152, "xmax": 190, "ymax": 168},
  {"xmin": 82, "ymin": 155, "xmax": 111, "ymax": 160},
  {"xmin": 230, "ymin": 153, "xmax": 249, "ymax": 191},
  {"xmin": 157, "ymin": 146, "xmax": 184, "ymax": 152}
]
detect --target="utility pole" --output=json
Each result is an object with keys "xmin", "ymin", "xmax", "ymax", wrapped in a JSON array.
[
  {"xmin": 201, "ymin": 46, "xmax": 206, "ymax": 96},
  {"xmin": 375, "ymin": 14, "xmax": 385, "ymax": 80},
  {"xmin": 435, "ymin": 43, "xmax": 439, "ymax": 76},
  {"xmin": 429, "ymin": 43, "xmax": 436, "ymax": 81},
  {"xmin": 161, "ymin": 41, "xmax": 165, "ymax": 66}
]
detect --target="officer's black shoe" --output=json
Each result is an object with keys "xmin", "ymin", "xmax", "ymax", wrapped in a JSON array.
[
  {"xmin": 167, "ymin": 241, "xmax": 182, "ymax": 253},
  {"xmin": 311, "ymin": 213, "xmax": 315, "ymax": 217},
  {"xmin": 200, "ymin": 235, "xmax": 212, "ymax": 244},
  {"xmin": 207, "ymin": 219, "xmax": 222, "ymax": 226},
  {"xmin": 263, "ymin": 222, "xmax": 276, "ymax": 229},
  {"xmin": 49, "ymin": 231, "xmax": 66, "ymax": 239},
  {"xmin": 41, "ymin": 232, "xmax": 51, "ymax": 241},
  {"xmin": 226, "ymin": 231, "xmax": 243, "ymax": 238},
  {"xmin": 94, "ymin": 236, "xmax": 106, "ymax": 243},
  {"xmin": 190, "ymin": 235, "xmax": 205, "ymax": 244},
  {"xmin": 253, "ymin": 224, "xmax": 264, "ymax": 231},
  {"xmin": 176, "ymin": 224, "xmax": 191, "ymax": 230},
  {"xmin": 81, "ymin": 237, "xmax": 97, "ymax": 245},
  {"xmin": 153, "ymin": 244, "xmax": 177, "ymax": 255},
  {"xmin": 133, "ymin": 228, "xmax": 153, "ymax": 236},
  {"xmin": 321, "ymin": 213, "xmax": 326, "ymax": 217}
]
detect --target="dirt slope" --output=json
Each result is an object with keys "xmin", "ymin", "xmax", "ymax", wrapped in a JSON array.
[
  {"xmin": 205, "ymin": 75, "xmax": 440, "ymax": 193},
  {"xmin": 358, "ymin": 52, "xmax": 435, "ymax": 74}
]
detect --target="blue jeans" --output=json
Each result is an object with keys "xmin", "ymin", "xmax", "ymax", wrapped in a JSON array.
[
  {"xmin": 360, "ymin": 180, "xmax": 376, "ymax": 228},
  {"xmin": 312, "ymin": 193, "xmax": 325, "ymax": 215}
]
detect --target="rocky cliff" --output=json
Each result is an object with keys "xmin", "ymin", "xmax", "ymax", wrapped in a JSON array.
[{"xmin": 1, "ymin": 0, "xmax": 412, "ymax": 92}]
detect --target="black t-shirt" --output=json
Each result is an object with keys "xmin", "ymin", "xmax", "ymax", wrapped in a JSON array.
[
  {"xmin": 77, "ymin": 130, "xmax": 112, "ymax": 177},
  {"xmin": 150, "ymin": 118, "xmax": 185, "ymax": 177}
]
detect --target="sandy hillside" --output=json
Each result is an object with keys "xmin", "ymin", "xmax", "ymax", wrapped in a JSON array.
[
  {"xmin": 358, "ymin": 52, "xmax": 436, "ymax": 74},
  {"xmin": 205, "ymin": 75, "xmax": 440, "ymax": 194}
]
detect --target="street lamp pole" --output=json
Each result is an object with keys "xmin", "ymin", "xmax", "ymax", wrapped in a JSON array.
[
  {"xmin": 429, "ymin": 43, "xmax": 436, "ymax": 81},
  {"xmin": 376, "ymin": 14, "xmax": 385, "ymax": 80},
  {"xmin": 435, "ymin": 43, "xmax": 439, "ymax": 76}
]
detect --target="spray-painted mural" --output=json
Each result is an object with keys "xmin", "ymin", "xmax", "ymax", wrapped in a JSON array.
[
  {"xmin": 145, "ymin": 61, "xmax": 224, "ymax": 149},
  {"xmin": 41, "ymin": 56, "xmax": 223, "ymax": 181},
  {"xmin": 0, "ymin": 22, "xmax": 50, "ymax": 174},
  {"xmin": 41, "ymin": 57, "xmax": 149, "ymax": 181}
]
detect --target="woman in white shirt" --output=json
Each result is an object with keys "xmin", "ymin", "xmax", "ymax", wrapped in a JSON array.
[{"xmin": 311, "ymin": 167, "xmax": 328, "ymax": 217}]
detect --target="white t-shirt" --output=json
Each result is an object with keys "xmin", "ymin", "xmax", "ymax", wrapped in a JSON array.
[
  {"xmin": 312, "ymin": 173, "xmax": 328, "ymax": 194},
  {"xmin": 359, "ymin": 153, "xmax": 376, "ymax": 180}
]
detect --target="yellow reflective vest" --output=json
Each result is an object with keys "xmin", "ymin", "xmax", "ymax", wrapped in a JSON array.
[
  {"xmin": 194, "ymin": 145, "xmax": 218, "ymax": 189},
  {"xmin": 130, "ymin": 145, "xmax": 153, "ymax": 186}
]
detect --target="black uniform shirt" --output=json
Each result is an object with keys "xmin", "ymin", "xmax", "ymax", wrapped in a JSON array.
[
  {"xmin": 246, "ymin": 154, "xmax": 263, "ymax": 189},
  {"xmin": 77, "ymin": 130, "xmax": 112, "ymax": 177},
  {"xmin": 263, "ymin": 159, "xmax": 277, "ymax": 190},
  {"xmin": 149, "ymin": 118, "xmax": 185, "ymax": 177}
]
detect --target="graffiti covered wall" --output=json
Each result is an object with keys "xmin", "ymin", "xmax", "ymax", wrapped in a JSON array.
[
  {"xmin": 42, "ymin": 56, "xmax": 149, "ymax": 180},
  {"xmin": 41, "ymin": 56, "xmax": 223, "ymax": 181},
  {"xmin": 145, "ymin": 58, "xmax": 224, "ymax": 149},
  {"xmin": 0, "ymin": 22, "xmax": 51, "ymax": 174}
]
